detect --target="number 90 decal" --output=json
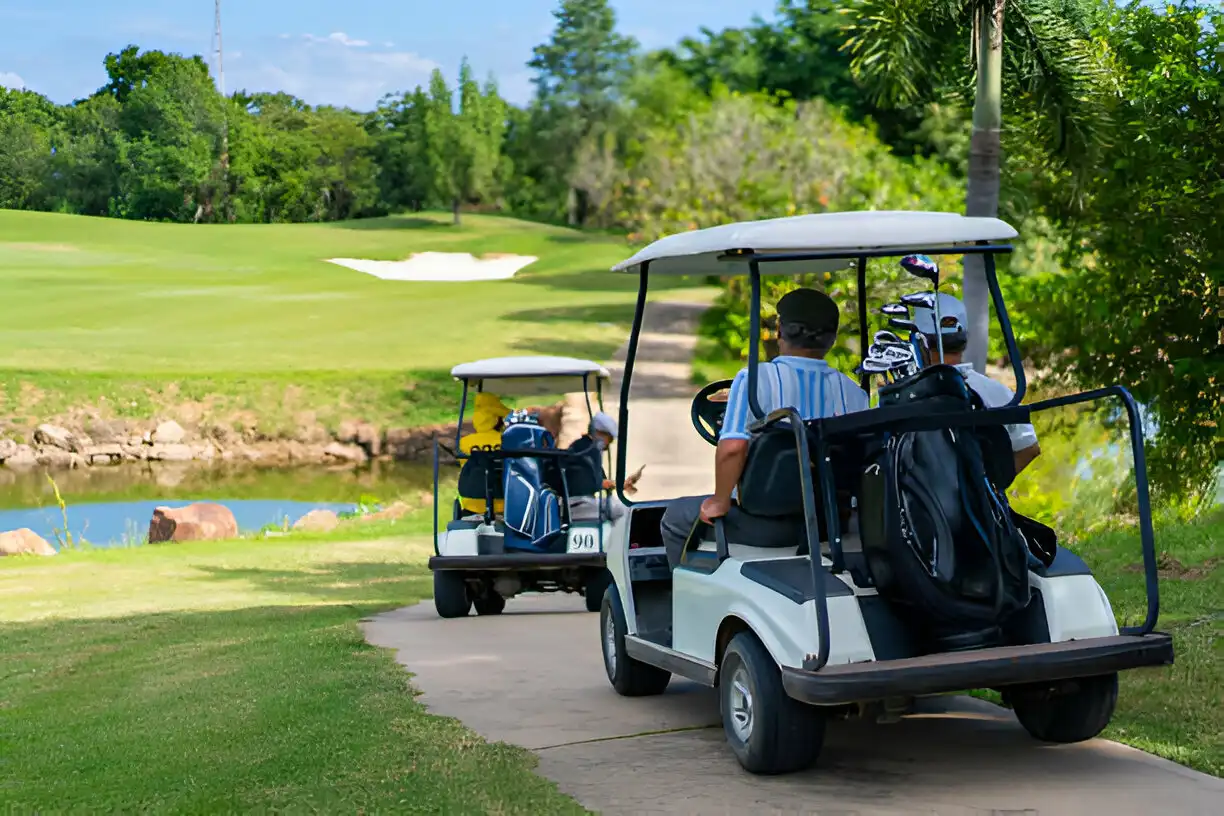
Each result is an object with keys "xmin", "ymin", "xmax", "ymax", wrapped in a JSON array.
[{"xmin": 567, "ymin": 530, "xmax": 599, "ymax": 553}]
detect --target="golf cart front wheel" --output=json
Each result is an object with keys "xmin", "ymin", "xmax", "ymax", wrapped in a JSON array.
[
  {"xmin": 720, "ymin": 632, "xmax": 825, "ymax": 775},
  {"xmin": 601, "ymin": 585, "xmax": 670, "ymax": 696},
  {"xmin": 1010, "ymin": 672, "xmax": 1118, "ymax": 744},
  {"xmin": 433, "ymin": 570, "xmax": 472, "ymax": 618},
  {"xmin": 474, "ymin": 592, "xmax": 506, "ymax": 616}
]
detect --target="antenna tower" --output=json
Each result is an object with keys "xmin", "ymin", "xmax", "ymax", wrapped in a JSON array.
[{"xmin": 212, "ymin": 0, "xmax": 231, "ymax": 221}]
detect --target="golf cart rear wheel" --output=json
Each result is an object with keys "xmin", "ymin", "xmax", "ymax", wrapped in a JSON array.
[
  {"xmin": 433, "ymin": 570, "xmax": 472, "ymax": 618},
  {"xmin": 601, "ymin": 585, "xmax": 670, "ymax": 696},
  {"xmin": 720, "ymin": 632, "xmax": 825, "ymax": 775},
  {"xmin": 1011, "ymin": 672, "xmax": 1118, "ymax": 744},
  {"xmin": 584, "ymin": 568, "xmax": 612, "ymax": 613},
  {"xmin": 474, "ymin": 592, "xmax": 506, "ymax": 616}
]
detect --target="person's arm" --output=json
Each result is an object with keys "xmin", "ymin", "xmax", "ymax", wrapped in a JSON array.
[{"xmin": 701, "ymin": 370, "xmax": 754, "ymax": 520}]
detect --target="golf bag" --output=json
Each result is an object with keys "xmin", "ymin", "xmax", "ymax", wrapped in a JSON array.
[
  {"xmin": 501, "ymin": 412, "xmax": 564, "ymax": 553},
  {"xmin": 858, "ymin": 365, "xmax": 1037, "ymax": 649}
]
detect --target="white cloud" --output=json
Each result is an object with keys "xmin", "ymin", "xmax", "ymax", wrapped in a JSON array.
[
  {"xmin": 233, "ymin": 36, "xmax": 438, "ymax": 110},
  {"xmin": 304, "ymin": 31, "xmax": 370, "ymax": 48},
  {"xmin": 0, "ymin": 71, "xmax": 26, "ymax": 90}
]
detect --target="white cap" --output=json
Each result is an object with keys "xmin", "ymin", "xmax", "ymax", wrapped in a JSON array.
[
  {"xmin": 589, "ymin": 411, "xmax": 618, "ymax": 439},
  {"xmin": 912, "ymin": 293, "xmax": 968, "ymax": 336}
]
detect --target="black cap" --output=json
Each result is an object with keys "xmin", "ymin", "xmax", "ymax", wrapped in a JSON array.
[{"xmin": 776, "ymin": 288, "xmax": 839, "ymax": 333}]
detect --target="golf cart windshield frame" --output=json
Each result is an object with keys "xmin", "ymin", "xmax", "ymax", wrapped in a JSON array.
[{"xmin": 614, "ymin": 243, "xmax": 1162, "ymax": 671}]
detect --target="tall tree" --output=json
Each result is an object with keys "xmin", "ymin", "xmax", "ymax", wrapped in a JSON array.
[
  {"xmin": 843, "ymin": 0, "xmax": 1109, "ymax": 371},
  {"xmin": 528, "ymin": 0, "xmax": 637, "ymax": 224}
]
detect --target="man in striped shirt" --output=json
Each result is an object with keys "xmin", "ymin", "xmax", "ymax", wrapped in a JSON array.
[{"xmin": 661, "ymin": 288, "xmax": 869, "ymax": 568}]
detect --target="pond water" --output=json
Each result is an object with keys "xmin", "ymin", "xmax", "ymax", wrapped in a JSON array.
[{"xmin": 0, "ymin": 461, "xmax": 437, "ymax": 549}]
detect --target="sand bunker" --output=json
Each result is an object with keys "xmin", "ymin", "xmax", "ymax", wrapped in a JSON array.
[{"xmin": 326, "ymin": 252, "xmax": 537, "ymax": 282}]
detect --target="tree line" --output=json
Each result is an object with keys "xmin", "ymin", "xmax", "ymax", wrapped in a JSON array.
[{"xmin": 1, "ymin": 0, "xmax": 1219, "ymax": 503}]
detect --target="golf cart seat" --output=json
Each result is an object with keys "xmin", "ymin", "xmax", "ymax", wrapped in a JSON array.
[
  {"xmin": 687, "ymin": 417, "xmax": 852, "ymax": 557},
  {"xmin": 456, "ymin": 450, "xmax": 504, "ymax": 516}
]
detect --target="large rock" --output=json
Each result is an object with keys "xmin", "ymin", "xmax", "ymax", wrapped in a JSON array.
[
  {"xmin": 1, "ymin": 444, "xmax": 38, "ymax": 469},
  {"xmin": 85, "ymin": 419, "xmax": 126, "ymax": 444},
  {"xmin": 34, "ymin": 423, "xmax": 90, "ymax": 453},
  {"xmin": 0, "ymin": 439, "xmax": 17, "ymax": 460},
  {"xmin": 292, "ymin": 509, "xmax": 340, "ymax": 533},
  {"xmin": 35, "ymin": 448, "xmax": 81, "ymax": 469},
  {"xmin": 355, "ymin": 422, "xmax": 382, "ymax": 457},
  {"xmin": 0, "ymin": 528, "xmax": 57, "ymax": 557},
  {"xmin": 323, "ymin": 441, "xmax": 368, "ymax": 463},
  {"xmin": 147, "ymin": 443, "xmax": 194, "ymax": 462},
  {"xmin": 148, "ymin": 503, "xmax": 239, "ymax": 544},
  {"xmin": 152, "ymin": 420, "xmax": 186, "ymax": 445}
]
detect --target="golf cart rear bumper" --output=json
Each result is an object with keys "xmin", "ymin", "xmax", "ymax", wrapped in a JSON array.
[
  {"xmin": 781, "ymin": 633, "xmax": 1174, "ymax": 706},
  {"xmin": 428, "ymin": 553, "xmax": 606, "ymax": 571}
]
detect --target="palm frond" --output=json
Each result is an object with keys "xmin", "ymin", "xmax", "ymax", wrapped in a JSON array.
[
  {"xmin": 1005, "ymin": 0, "xmax": 1113, "ymax": 165},
  {"xmin": 841, "ymin": 0, "xmax": 967, "ymax": 108}
]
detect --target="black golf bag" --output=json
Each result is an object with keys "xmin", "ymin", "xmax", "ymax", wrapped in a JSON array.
[{"xmin": 858, "ymin": 365, "xmax": 1040, "ymax": 650}]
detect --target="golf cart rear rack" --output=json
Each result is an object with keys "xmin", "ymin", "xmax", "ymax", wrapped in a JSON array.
[
  {"xmin": 781, "ymin": 633, "xmax": 1174, "ymax": 706},
  {"xmin": 613, "ymin": 239, "xmax": 1164, "ymax": 674}
]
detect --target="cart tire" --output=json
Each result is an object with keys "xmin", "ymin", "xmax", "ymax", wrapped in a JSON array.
[
  {"xmin": 601, "ymin": 585, "xmax": 670, "ymax": 696},
  {"xmin": 474, "ymin": 592, "xmax": 506, "ymax": 616},
  {"xmin": 1011, "ymin": 672, "xmax": 1118, "ymax": 743},
  {"xmin": 584, "ymin": 568, "xmax": 612, "ymax": 613},
  {"xmin": 433, "ymin": 570, "xmax": 472, "ymax": 618},
  {"xmin": 720, "ymin": 632, "xmax": 825, "ymax": 775}
]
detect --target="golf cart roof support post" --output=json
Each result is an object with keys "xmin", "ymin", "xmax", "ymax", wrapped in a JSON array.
[
  {"xmin": 856, "ymin": 256, "xmax": 870, "ymax": 393},
  {"xmin": 747, "ymin": 261, "xmax": 765, "ymax": 420},
  {"xmin": 582, "ymin": 373, "xmax": 594, "ymax": 419},
  {"xmin": 792, "ymin": 411, "xmax": 831, "ymax": 672},
  {"xmin": 454, "ymin": 379, "xmax": 470, "ymax": 453},
  {"xmin": 616, "ymin": 261, "xmax": 650, "ymax": 507},
  {"xmin": 1028, "ymin": 386, "xmax": 1161, "ymax": 634},
  {"xmin": 983, "ymin": 249, "xmax": 1027, "ymax": 404},
  {"xmin": 432, "ymin": 436, "xmax": 441, "ymax": 555}
]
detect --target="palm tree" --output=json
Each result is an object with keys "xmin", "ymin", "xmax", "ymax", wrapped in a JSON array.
[{"xmin": 843, "ymin": 0, "xmax": 1108, "ymax": 372}]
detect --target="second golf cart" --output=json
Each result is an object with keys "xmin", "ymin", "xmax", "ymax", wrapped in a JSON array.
[
  {"xmin": 429, "ymin": 355, "xmax": 620, "ymax": 617},
  {"xmin": 597, "ymin": 211, "xmax": 1174, "ymax": 774}
]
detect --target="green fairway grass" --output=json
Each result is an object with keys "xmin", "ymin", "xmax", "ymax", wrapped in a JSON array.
[
  {"xmin": 0, "ymin": 209, "xmax": 692, "ymax": 432},
  {"xmin": 0, "ymin": 536, "xmax": 585, "ymax": 813}
]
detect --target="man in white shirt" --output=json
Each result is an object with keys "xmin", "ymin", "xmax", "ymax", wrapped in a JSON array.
[
  {"xmin": 660, "ymin": 288, "xmax": 869, "ymax": 568},
  {"xmin": 910, "ymin": 293, "xmax": 1042, "ymax": 476}
]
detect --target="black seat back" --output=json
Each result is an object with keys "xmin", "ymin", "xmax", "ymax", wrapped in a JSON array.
[
  {"xmin": 559, "ymin": 437, "xmax": 605, "ymax": 498},
  {"xmin": 737, "ymin": 422, "xmax": 808, "ymax": 518},
  {"xmin": 457, "ymin": 450, "xmax": 503, "ymax": 506}
]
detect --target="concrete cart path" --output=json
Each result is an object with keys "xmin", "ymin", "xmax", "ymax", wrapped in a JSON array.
[
  {"xmin": 369, "ymin": 298, "xmax": 1223, "ymax": 813},
  {"xmin": 561, "ymin": 298, "xmax": 715, "ymax": 501},
  {"xmin": 364, "ymin": 595, "xmax": 1223, "ymax": 815}
]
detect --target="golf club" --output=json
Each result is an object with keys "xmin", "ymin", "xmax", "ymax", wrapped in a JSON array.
[
  {"xmin": 900, "ymin": 291, "xmax": 937, "ymax": 309},
  {"xmin": 900, "ymin": 255, "xmax": 944, "ymax": 363},
  {"xmin": 880, "ymin": 303, "xmax": 909, "ymax": 317},
  {"xmin": 888, "ymin": 317, "xmax": 920, "ymax": 333}
]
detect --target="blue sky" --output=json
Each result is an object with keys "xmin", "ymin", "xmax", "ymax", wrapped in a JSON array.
[{"xmin": 0, "ymin": 0, "xmax": 777, "ymax": 109}]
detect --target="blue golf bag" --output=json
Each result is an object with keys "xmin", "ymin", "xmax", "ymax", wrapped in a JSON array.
[{"xmin": 501, "ymin": 412, "xmax": 564, "ymax": 553}]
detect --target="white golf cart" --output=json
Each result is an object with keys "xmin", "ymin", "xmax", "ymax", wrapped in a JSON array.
[
  {"xmin": 598, "ymin": 211, "xmax": 1174, "ymax": 774},
  {"xmin": 429, "ymin": 356, "xmax": 621, "ymax": 617}
]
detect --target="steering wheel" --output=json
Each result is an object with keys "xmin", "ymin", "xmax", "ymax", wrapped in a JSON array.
[{"xmin": 691, "ymin": 379, "xmax": 734, "ymax": 446}]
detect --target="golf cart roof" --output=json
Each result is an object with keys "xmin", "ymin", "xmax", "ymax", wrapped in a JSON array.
[
  {"xmin": 451, "ymin": 356, "xmax": 610, "ymax": 396},
  {"xmin": 611, "ymin": 211, "xmax": 1018, "ymax": 276}
]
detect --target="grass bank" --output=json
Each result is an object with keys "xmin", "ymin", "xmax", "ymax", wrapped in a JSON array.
[
  {"xmin": 0, "ymin": 535, "xmax": 584, "ymax": 813},
  {"xmin": 0, "ymin": 209, "xmax": 687, "ymax": 435}
]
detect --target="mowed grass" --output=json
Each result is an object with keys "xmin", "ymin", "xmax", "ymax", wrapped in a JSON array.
[
  {"xmin": 0, "ymin": 209, "xmax": 693, "ymax": 431},
  {"xmin": 0, "ymin": 536, "xmax": 585, "ymax": 813}
]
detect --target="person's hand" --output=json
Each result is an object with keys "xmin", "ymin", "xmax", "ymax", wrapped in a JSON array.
[
  {"xmin": 601, "ymin": 478, "xmax": 616, "ymax": 491},
  {"xmin": 700, "ymin": 495, "xmax": 731, "ymax": 523}
]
